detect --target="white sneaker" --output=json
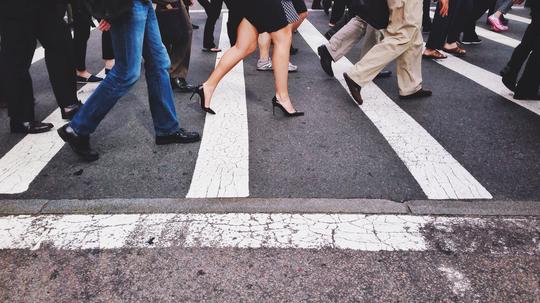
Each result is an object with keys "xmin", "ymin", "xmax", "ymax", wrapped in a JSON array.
[
  {"xmin": 257, "ymin": 58, "xmax": 273, "ymax": 71},
  {"xmin": 288, "ymin": 62, "xmax": 298, "ymax": 72},
  {"xmin": 257, "ymin": 58, "xmax": 298, "ymax": 73}
]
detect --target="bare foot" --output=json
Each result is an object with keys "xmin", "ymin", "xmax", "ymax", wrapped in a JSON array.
[
  {"xmin": 76, "ymin": 70, "xmax": 92, "ymax": 79},
  {"xmin": 275, "ymin": 95, "xmax": 298, "ymax": 113},
  {"xmin": 202, "ymin": 83, "xmax": 216, "ymax": 108}
]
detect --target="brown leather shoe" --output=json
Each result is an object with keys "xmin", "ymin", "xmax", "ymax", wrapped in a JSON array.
[{"xmin": 343, "ymin": 73, "xmax": 363, "ymax": 105}]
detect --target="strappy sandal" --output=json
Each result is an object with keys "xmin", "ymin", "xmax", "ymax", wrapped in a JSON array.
[
  {"xmin": 443, "ymin": 46, "xmax": 466, "ymax": 57},
  {"xmin": 422, "ymin": 49, "xmax": 447, "ymax": 60}
]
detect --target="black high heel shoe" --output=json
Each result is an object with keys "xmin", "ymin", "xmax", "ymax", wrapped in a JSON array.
[
  {"xmin": 272, "ymin": 96, "xmax": 304, "ymax": 117},
  {"xmin": 190, "ymin": 85, "xmax": 216, "ymax": 115}
]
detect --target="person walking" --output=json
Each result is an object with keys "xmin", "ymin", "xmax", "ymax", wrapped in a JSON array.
[
  {"xmin": 193, "ymin": 0, "xmax": 304, "ymax": 117},
  {"xmin": 423, "ymin": 0, "xmax": 472, "ymax": 59},
  {"xmin": 154, "ymin": 0, "xmax": 197, "ymax": 92},
  {"xmin": 58, "ymin": 0, "xmax": 201, "ymax": 162},
  {"xmin": 318, "ymin": 17, "xmax": 392, "ymax": 79},
  {"xmin": 500, "ymin": 0, "xmax": 539, "ymax": 100},
  {"xmin": 0, "ymin": 0, "xmax": 82, "ymax": 134},
  {"xmin": 343, "ymin": 0, "xmax": 432, "ymax": 105},
  {"xmin": 198, "ymin": 0, "xmax": 224, "ymax": 52}
]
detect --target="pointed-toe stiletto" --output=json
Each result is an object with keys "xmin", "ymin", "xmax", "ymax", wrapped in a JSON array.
[
  {"xmin": 272, "ymin": 96, "xmax": 304, "ymax": 117},
  {"xmin": 190, "ymin": 85, "xmax": 216, "ymax": 115}
]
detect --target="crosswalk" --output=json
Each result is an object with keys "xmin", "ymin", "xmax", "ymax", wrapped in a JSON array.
[{"xmin": 0, "ymin": 11, "xmax": 537, "ymax": 201}]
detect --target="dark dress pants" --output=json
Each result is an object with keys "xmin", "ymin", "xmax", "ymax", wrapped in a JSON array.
[
  {"xmin": 223, "ymin": 0, "xmax": 242, "ymax": 46},
  {"xmin": 462, "ymin": 0, "xmax": 495, "ymax": 40},
  {"xmin": 156, "ymin": 2, "xmax": 193, "ymax": 79},
  {"xmin": 514, "ymin": 9, "xmax": 540, "ymax": 95},
  {"xmin": 71, "ymin": 0, "xmax": 93, "ymax": 72},
  {"xmin": 330, "ymin": 0, "xmax": 349, "ymax": 24},
  {"xmin": 426, "ymin": 0, "xmax": 472, "ymax": 49},
  {"xmin": 199, "ymin": 0, "xmax": 224, "ymax": 49},
  {"xmin": 0, "ymin": 0, "xmax": 77, "ymax": 122},
  {"xmin": 423, "ymin": 0, "xmax": 432, "ymax": 30}
]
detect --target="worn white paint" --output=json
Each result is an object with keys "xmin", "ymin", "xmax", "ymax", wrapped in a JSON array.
[
  {"xmin": 0, "ymin": 70, "xmax": 105, "ymax": 194},
  {"xmin": 187, "ymin": 13, "xmax": 249, "ymax": 198},
  {"xmin": 0, "ymin": 213, "xmax": 430, "ymax": 251},
  {"xmin": 438, "ymin": 266, "xmax": 472, "ymax": 297},
  {"xmin": 297, "ymin": 20, "xmax": 492, "ymax": 200}
]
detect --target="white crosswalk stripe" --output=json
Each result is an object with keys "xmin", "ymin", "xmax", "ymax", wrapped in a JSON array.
[
  {"xmin": 0, "ymin": 70, "xmax": 104, "ymax": 194},
  {"xmin": 505, "ymin": 13, "xmax": 532, "ymax": 24},
  {"xmin": 298, "ymin": 20, "xmax": 492, "ymax": 200},
  {"xmin": 434, "ymin": 52, "xmax": 540, "ymax": 116},
  {"xmin": 187, "ymin": 13, "xmax": 250, "ymax": 198}
]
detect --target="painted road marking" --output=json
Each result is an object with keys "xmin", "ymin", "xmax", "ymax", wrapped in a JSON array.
[
  {"xmin": 0, "ymin": 70, "xmax": 105, "ymax": 194},
  {"xmin": 505, "ymin": 13, "xmax": 531, "ymax": 24},
  {"xmin": 0, "ymin": 213, "xmax": 535, "ymax": 251},
  {"xmin": 298, "ymin": 20, "xmax": 492, "ymax": 200},
  {"xmin": 187, "ymin": 13, "xmax": 249, "ymax": 198},
  {"xmin": 430, "ymin": 10, "xmax": 520, "ymax": 48},
  {"xmin": 434, "ymin": 52, "xmax": 540, "ymax": 116}
]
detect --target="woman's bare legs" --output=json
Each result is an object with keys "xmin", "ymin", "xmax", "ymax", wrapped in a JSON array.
[
  {"xmin": 270, "ymin": 24, "xmax": 298, "ymax": 113},
  {"xmin": 202, "ymin": 19, "xmax": 258, "ymax": 107},
  {"xmin": 258, "ymin": 33, "xmax": 272, "ymax": 61}
]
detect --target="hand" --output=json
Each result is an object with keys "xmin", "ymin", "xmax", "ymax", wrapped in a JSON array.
[
  {"xmin": 98, "ymin": 20, "xmax": 111, "ymax": 32},
  {"xmin": 439, "ymin": 0, "xmax": 449, "ymax": 17}
]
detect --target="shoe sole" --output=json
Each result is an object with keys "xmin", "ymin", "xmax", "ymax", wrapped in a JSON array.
[
  {"xmin": 57, "ymin": 128, "xmax": 100, "ymax": 162},
  {"xmin": 155, "ymin": 138, "xmax": 201, "ymax": 145}
]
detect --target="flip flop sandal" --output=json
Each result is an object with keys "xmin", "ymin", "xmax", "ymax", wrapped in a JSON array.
[
  {"xmin": 202, "ymin": 48, "xmax": 222, "ymax": 53},
  {"xmin": 443, "ymin": 47, "xmax": 466, "ymax": 57},
  {"xmin": 422, "ymin": 50, "xmax": 447, "ymax": 60}
]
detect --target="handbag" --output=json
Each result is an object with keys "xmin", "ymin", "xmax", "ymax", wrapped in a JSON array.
[{"xmin": 349, "ymin": 0, "xmax": 390, "ymax": 30}]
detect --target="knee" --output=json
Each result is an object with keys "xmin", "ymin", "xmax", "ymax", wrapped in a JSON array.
[{"xmin": 112, "ymin": 68, "xmax": 141, "ymax": 87}]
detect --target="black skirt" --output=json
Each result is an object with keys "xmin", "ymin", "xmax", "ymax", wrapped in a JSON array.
[{"xmin": 238, "ymin": 0, "xmax": 289, "ymax": 33}]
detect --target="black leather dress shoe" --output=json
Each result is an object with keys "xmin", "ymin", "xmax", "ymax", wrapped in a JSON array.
[
  {"xmin": 500, "ymin": 66, "xmax": 517, "ymax": 92},
  {"xmin": 375, "ymin": 70, "xmax": 392, "ymax": 78},
  {"xmin": 61, "ymin": 101, "xmax": 83, "ymax": 120},
  {"xmin": 10, "ymin": 121, "xmax": 54, "ymax": 134},
  {"xmin": 57, "ymin": 124, "xmax": 99, "ymax": 162},
  {"xmin": 514, "ymin": 93, "xmax": 540, "ymax": 101},
  {"xmin": 400, "ymin": 88, "xmax": 433, "ymax": 100},
  {"xmin": 317, "ymin": 45, "xmax": 334, "ymax": 77},
  {"xmin": 171, "ymin": 78, "xmax": 196, "ymax": 93},
  {"xmin": 156, "ymin": 129, "xmax": 201, "ymax": 145},
  {"xmin": 343, "ymin": 73, "xmax": 363, "ymax": 105}
]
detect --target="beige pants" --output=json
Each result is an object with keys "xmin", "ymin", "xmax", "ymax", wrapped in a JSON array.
[
  {"xmin": 348, "ymin": 0, "xmax": 424, "ymax": 96},
  {"xmin": 326, "ymin": 17, "xmax": 383, "ymax": 62}
]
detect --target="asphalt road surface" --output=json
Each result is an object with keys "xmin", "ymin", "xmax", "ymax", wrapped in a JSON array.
[{"xmin": 0, "ymin": 2, "xmax": 539, "ymax": 302}]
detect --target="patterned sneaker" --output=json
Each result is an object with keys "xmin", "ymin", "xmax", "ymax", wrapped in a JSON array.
[
  {"xmin": 488, "ymin": 15, "xmax": 508, "ymax": 32},
  {"xmin": 257, "ymin": 58, "xmax": 273, "ymax": 71},
  {"xmin": 288, "ymin": 62, "xmax": 298, "ymax": 73}
]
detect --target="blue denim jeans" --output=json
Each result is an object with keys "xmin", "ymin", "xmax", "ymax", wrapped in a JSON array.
[{"xmin": 70, "ymin": 0, "xmax": 180, "ymax": 136}]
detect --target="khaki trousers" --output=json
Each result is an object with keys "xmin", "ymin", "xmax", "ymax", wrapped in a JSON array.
[
  {"xmin": 348, "ymin": 0, "xmax": 424, "ymax": 96},
  {"xmin": 326, "ymin": 16, "xmax": 383, "ymax": 62}
]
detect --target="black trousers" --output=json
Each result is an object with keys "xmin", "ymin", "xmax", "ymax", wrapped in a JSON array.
[
  {"xmin": 330, "ymin": 0, "xmax": 349, "ymax": 24},
  {"xmin": 223, "ymin": 0, "xmax": 242, "ymax": 46},
  {"xmin": 423, "ymin": 0, "xmax": 432, "ymax": 30},
  {"xmin": 156, "ymin": 2, "xmax": 193, "ymax": 79},
  {"xmin": 0, "ymin": 0, "xmax": 77, "ymax": 122},
  {"xmin": 426, "ymin": 0, "xmax": 472, "ymax": 49},
  {"xmin": 199, "ymin": 0, "xmax": 223, "ymax": 49},
  {"xmin": 463, "ymin": 0, "xmax": 496, "ymax": 39},
  {"xmin": 513, "ymin": 9, "xmax": 540, "ymax": 95},
  {"xmin": 71, "ymin": 1, "xmax": 93, "ymax": 71}
]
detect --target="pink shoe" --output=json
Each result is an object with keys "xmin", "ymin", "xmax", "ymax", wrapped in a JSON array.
[{"xmin": 488, "ymin": 15, "xmax": 508, "ymax": 32}]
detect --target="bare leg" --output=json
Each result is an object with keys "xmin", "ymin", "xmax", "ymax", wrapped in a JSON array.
[
  {"xmin": 203, "ymin": 18, "xmax": 258, "ymax": 107},
  {"xmin": 104, "ymin": 59, "xmax": 115, "ymax": 70},
  {"xmin": 258, "ymin": 32, "xmax": 272, "ymax": 61},
  {"xmin": 270, "ymin": 24, "xmax": 298, "ymax": 113}
]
